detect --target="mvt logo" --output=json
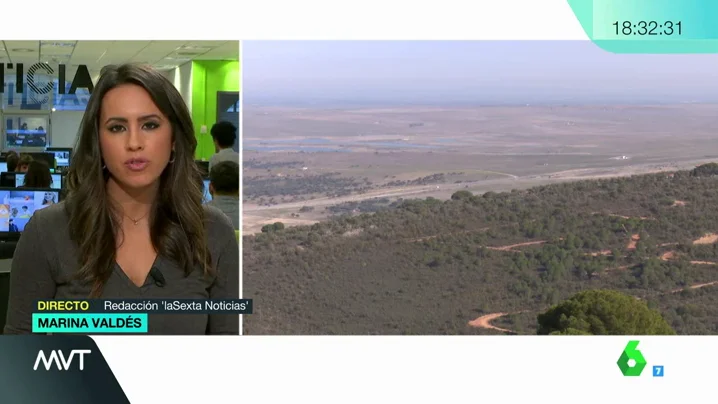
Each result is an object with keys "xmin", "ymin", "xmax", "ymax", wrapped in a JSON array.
[
  {"xmin": 617, "ymin": 341, "xmax": 664, "ymax": 377},
  {"xmin": 33, "ymin": 349, "xmax": 92, "ymax": 371}
]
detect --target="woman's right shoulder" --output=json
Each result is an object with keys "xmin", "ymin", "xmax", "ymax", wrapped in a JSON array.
[{"xmin": 29, "ymin": 201, "xmax": 70, "ymax": 229}]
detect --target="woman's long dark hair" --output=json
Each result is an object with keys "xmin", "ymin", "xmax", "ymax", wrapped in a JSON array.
[{"xmin": 65, "ymin": 64, "xmax": 211, "ymax": 297}]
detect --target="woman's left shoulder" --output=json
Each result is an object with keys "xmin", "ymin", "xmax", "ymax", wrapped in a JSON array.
[{"xmin": 203, "ymin": 205, "xmax": 235, "ymax": 241}]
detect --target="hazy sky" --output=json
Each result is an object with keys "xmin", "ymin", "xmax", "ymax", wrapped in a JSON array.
[{"xmin": 243, "ymin": 41, "xmax": 718, "ymax": 106}]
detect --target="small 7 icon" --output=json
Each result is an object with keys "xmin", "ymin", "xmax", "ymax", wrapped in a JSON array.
[{"xmin": 653, "ymin": 365, "xmax": 664, "ymax": 377}]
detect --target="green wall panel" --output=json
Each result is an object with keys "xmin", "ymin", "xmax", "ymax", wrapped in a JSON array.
[{"xmin": 191, "ymin": 60, "xmax": 240, "ymax": 160}]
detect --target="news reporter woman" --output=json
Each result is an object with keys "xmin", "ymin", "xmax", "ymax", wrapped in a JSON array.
[{"xmin": 3, "ymin": 64, "xmax": 239, "ymax": 335}]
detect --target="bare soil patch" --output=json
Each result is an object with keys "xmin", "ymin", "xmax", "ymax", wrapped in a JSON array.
[
  {"xmin": 693, "ymin": 233, "xmax": 718, "ymax": 245},
  {"xmin": 342, "ymin": 228, "xmax": 364, "ymax": 237},
  {"xmin": 627, "ymin": 234, "xmax": 640, "ymax": 250}
]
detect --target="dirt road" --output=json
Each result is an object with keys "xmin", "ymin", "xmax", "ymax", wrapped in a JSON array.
[
  {"xmin": 486, "ymin": 240, "xmax": 548, "ymax": 251},
  {"xmin": 670, "ymin": 281, "xmax": 718, "ymax": 294},
  {"xmin": 244, "ymin": 160, "xmax": 712, "ymax": 215},
  {"xmin": 468, "ymin": 312, "xmax": 513, "ymax": 333},
  {"xmin": 243, "ymin": 185, "xmax": 438, "ymax": 212},
  {"xmin": 242, "ymin": 158, "xmax": 717, "ymax": 236},
  {"xmin": 469, "ymin": 279, "xmax": 718, "ymax": 334}
]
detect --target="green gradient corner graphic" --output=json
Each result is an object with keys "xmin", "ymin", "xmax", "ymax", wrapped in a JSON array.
[
  {"xmin": 617, "ymin": 340, "xmax": 647, "ymax": 376},
  {"xmin": 567, "ymin": 0, "xmax": 718, "ymax": 54}
]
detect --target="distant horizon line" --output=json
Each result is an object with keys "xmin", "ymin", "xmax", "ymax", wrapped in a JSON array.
[{"xmin": 243, "ymin": 100, "xmax": 718, "ymax": 108}]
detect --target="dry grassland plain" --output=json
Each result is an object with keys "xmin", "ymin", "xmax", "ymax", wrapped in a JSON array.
[{"xmin": 243, "ymin": 104, "xmax": 718, "ymax": 234}]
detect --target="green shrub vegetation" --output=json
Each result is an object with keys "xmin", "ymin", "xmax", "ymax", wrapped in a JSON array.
[
  {"xmin": 243, "ymin": 165, "xmax": 718, "ymax": 335},
  {"xmin": 537, "ymin": 289, "xmax": 675, "ymax": 335}
]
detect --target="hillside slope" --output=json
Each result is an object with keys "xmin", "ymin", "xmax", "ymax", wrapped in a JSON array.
[{"xmin": 243, "ymin": 167, "xmax": 718, "ymax": 335}]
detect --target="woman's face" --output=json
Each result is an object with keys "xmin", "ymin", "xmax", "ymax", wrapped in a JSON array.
[
  {"xmin": 44, "ymin": 192, "xmax": 54, "ymax": 202},
  {"xmin": 99, "ymin": 83, "xmax": 173, "ymax": 190}
]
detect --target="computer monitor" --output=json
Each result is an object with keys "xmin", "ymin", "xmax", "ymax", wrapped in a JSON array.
[
  {"xmin": 26, "ymin": 152, "xmax": 56, "ymax": 169},
  {"xmin": 45, "ymin": 147, "xmax": 72, "ymax": 168},
  {"xmin": 0, "ymin": 188, "xmax": 61, "ymax": 234},
  {"xmin": 14, "ymin": 173, "xmax": 62, "ymax": 190},
  {"xmin": 0, "ymin": 173, "xmax": 15, "ymax": 187},
  {"xmin": 202, "ymin": 179, "xmax": 212, "ymax": 202}
]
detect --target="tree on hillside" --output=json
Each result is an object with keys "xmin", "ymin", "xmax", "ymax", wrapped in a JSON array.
[
  {"xmin": 690, "ymin": 162, "xmax": 718, "ymax": 177},
  {"xmin": 261, "ymin": 222, "xmax": 286, "ymax": 233},
  {"xmin": 536, "ymin": 289, "xmax": 675, "ymax": 335},
  {"xmin": 451, "ymin": 190, "xmax": 473, "ymax": 200}
]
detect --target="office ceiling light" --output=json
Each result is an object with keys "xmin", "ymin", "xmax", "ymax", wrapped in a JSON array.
[
  {"xmin": 40, "ymin": 41, "xmax": 76, "ymax": 47},
  {"xmin": 180, "ymin": 45, "xmax": 214, "ymax": 50},
  {"xmin": 178, "ymin": 46, "xmax": 212, "ymax": 55},
  {"xmin": 153, "ymin": 65, "xmax": 176, "ymax": 70},
  {"xmin": 12, "ymin": 48, "xmax": 34, "ymax": 52}
]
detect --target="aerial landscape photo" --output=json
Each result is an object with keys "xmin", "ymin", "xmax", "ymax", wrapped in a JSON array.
[{"xmin": 242, "ymin": 40, "xmax": 718, "ymax": 335}]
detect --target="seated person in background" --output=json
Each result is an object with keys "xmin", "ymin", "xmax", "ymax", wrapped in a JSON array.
[
  {"xmin": 5, "ymin": 151, "xmax": 19, "ymax": 172},
  {"xmin": 16, "ymin": 155, "xmax": 33, "ymax": 172},
  {"xmin": 207, "ymin": 161, "xmax": 239, "ymax": 230},
  {"xmin": 208, "ymin": 121, "xmax": 239, "ymax": 171},
  {"xmin": 22, "ymin": 161, "xmax": 52, "ymax": 188}
]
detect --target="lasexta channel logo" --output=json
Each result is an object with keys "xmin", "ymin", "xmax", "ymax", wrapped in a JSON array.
[{"xmin": 617, "ymin": 340, "xmax": 648, "ymax": 376}]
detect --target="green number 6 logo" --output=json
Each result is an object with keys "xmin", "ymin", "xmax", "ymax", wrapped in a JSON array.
[{"xmin": 617, "ymin": 340, "xmax": 647, "ymax": 376}]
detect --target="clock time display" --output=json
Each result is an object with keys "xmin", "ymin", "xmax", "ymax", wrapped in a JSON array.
[{"xmin": 612, "ymin": 21, "xmax": 682, "ymax": 36}]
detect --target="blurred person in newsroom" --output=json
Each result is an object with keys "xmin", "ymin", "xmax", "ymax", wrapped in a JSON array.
[
  {"xmin": 16, "ymin": 154, "xmax": 33, "ymax": 172},
  {"xmin": 21, "ymin": 161, "xmax": 53, "ymax": 188},
  {"xmin": 5, "ymin": 150, "xmax": 19, "ymax": 172},
  {"xmin": 4, "ymin": 64, "xmax": 239, "ymax": 335},
  {"xmin": 207, "ymin": 161, "xmax": 239, "ymax": 230},
  {"xmin": 208, "ymin": 121, "xmax": 238, "ymax": 171}
]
